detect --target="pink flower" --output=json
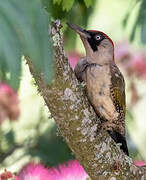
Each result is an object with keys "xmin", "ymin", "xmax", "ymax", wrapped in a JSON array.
[
  {"xmin": 18, "ymin": 162, "xmax": 50, "ymax": 180},
  {"xmin": 0, "ymin": 170, "xmax": 13, "ymax": 180},
  {"xmin": 0, "ymin": 84, "xmax": 12, "ymax": 94},
  {"xmin": 133, "ymin": 160, "xmax": 146, "ymax": 166},
  {"xmin": 0, "ymin": 83, "xmax": 20, "ymax": 124},
  {"xmin": 14, "ymin": 176, "xmax": 20, "ymax": 180},
  {"xmin": 0, "ymin": 83, "xmax": 19, "ymax": 104},
  {"xmin": 68, "ymin": 51, "xmax": 82, "ymax": 70},
  {"xmin": 0, "ymin": 169, "xmax": 19, "ymax": 180},
  {"xmin": 18, "ymin": 160, "xmax": 89, "ymax": 180},
  {"xmin": 115, "ymin": 42, "xmax": 131, "ymax": 61},
  {"xmin": 47, "ymin": 160, "xmax": 89, "ymax": 180},
  {"xmin": 129, "ymin": 54, "xmax": 146, "ymax": 77}
]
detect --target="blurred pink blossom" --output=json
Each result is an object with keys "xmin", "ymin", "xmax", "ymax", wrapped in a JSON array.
[
  {"xmin": 0, "ymin": 170, "xmax": 13, "ymax": 180},
  {"xmin": 18, "ymin": 162, "xmax": 50, "ymax": 180},
  {"xmin": 115, "ymin": 41, "xmax": 131, "ymax": 61},
  {"xmin": 18, "ymin": 160, "xmax": 89, "ymax": 180},
  {"xmin": 129, "ymin": 54, "xmax": 146, "ymax": 77},
  {"xmin": 0, "ymin": 83, "xmax": 20, "ymax": 124},
  {"xmin": 0, "ymin": 83, "xmax": 19, "ymax": 104},
  {"xmin": 68, "ymin": 51, "xmax": 82, "ymax": 70},
  {"xmin": 14, "ymin": 176, "xmax": 20, "ymax": 180},
  {"xmin": 0, "ymin": 169, "xmax": 19, "ymax": 180},
  {"xmin": 133, "ymin": 160, "xmax": 146, "ymax": 166},
  {"xmin": 115, "ymin": 42, "xmax": 146, "ymax": 78},
  {"xmin": 47, "ymin": 160, "xmax": 89, "ymax": 180}
]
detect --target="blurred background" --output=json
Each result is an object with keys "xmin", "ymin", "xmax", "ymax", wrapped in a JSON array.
[{"xmin": 0, "ymin": 0, "xmax": 146, "ymax": 174}]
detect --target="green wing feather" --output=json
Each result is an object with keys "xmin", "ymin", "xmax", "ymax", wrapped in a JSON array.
[{"xmin": 110, "ymin": 64, "xmax": 126, "ymax": 116}]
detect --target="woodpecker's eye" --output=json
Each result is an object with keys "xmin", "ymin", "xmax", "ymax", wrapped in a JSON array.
[{"xmin": 95, "ymin": 35, "xmax": 101, "ymax": 41}]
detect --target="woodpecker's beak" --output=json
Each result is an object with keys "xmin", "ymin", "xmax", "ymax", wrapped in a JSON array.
[{"xmin": 67, "ymin": 22, "xmax": 90, "ymax": 39}]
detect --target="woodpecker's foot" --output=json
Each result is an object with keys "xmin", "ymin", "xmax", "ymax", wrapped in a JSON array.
[
  {"xmin": 100, "ymin": 121, "xmax": 129, "ymax": 155},
  {"xmin": 101, "ymin": 121, "xmax": 117, "ymax": 132},
  {"xmin": 77, "ymin": 83, "xmax": 86, "ymax": 91},
  {"xmin": 107, "ymin": 130, "xmax": 129, "ymax": 156},
  {"xmin": 80, "ymin": 82, "xmax": 86, "ymax": 91}
]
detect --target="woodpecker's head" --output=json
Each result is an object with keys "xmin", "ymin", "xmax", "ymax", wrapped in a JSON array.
[{"xmin": 67, "ymin": 22, "xmax": 114, "ymax": 64}]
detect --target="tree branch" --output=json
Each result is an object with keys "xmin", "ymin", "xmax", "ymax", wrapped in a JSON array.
[{"xmin": 26, "ymin": 20, "xmax": 146, "ymax": 179}]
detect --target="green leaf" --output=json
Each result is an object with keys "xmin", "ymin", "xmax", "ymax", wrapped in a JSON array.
[
  {"xmin": 84, "ymin": 0, "xmax": 93, "ymax": 8},
  {"xmin": 53, "ymin": 0, "xmax": 62, "ymax": 5},
  {"xmin": 139, "ymin": 0, "xmax": 146, "ymax": 44},
  {"xmin": 141, "ymin": 15, "xmax": 146, "ymax": 44},
  {"xmin": 62, "ymin": 0, "xmax": 74, "ymax": 11},
  {"xmin": 0, "ymin": 0, "xmax": 54, "ymax": 89},
  {"xmin": 122, "ymin": 12, "xmax": 130, "ymax": 28},
  {"xmin": 123, "ymin": 0, "xmax": 146, "ymax": 44},
  {"xmin": 0, "ymin": 10, "xmax": 21, "ymax": 89},
  {"xmin": 4, "ymin": 130, "xmax": 15, "ymax": 146}
]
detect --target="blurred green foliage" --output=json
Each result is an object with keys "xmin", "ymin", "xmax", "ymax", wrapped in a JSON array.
[
  {"xmin": 0, "ymin": 0, "xmax": 53, "ymax": 89},
  {"xmin": 52, "ymin": 0, "xmax": 93, "ymax": 11},
  {"xmin": 0, "ymin": 116, "xmax": 73, "ymax": 168},
  {"xmin": 123, "ymin": 0, "xmax": 146, "ymax": 44}
]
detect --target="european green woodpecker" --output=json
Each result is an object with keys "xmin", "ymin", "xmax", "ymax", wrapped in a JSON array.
[{"xmin": 67, "ymin": 22, "xmax": 129, "ymax": 156}]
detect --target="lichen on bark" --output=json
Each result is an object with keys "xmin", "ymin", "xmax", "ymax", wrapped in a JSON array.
[{"xmin": 26, "ymin": 20, "xmax": 146, "ymax": 180}]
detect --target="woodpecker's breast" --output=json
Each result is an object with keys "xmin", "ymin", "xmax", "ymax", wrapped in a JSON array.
[{"xmin": 85, "ymin": 64, "xmax": 119, "ymax": 121}]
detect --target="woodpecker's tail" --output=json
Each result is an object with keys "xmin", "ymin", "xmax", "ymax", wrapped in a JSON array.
[{"xmin": 107, "ymin": 130, "xmax": 129, "ymax": 156}]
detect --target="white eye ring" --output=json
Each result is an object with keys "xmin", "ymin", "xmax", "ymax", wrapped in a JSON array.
[{"xmin": 95, "ymin": 35, "xmax": 101, "ymax": 40}]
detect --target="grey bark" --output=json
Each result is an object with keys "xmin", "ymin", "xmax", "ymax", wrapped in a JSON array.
[{"xmin": 26, "ymin": 20, "xmax": 146, "ymax": 180}]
